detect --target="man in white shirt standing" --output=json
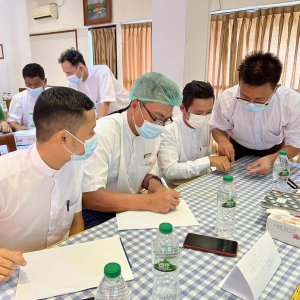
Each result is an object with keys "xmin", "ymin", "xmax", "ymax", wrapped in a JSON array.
[
  {"xmin": 0, "ymin": 87, "xmax": 97, "ymax": 282},
  {"xmin": 59, "ymin": 48, "xmax": 130, "ymax": 118},
  {"xmin": 158, "ymin": 81, "xmax": 231, "ymax": 187},
  {"xmin": 8, "ymin": 63, "xmax": 47, "ymax": 131},
  {"xmin": 211, "ymin": 52, "xmax": 300, "ymax": 174},
  {"xmin": 82, "ymin": 72, "xmax": 182, "ymax": 228}
]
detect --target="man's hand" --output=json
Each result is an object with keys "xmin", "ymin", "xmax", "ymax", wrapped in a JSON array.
[
  {"xmin": 217, "ymin": 142, "xmax": 235, "ymax": 163},
  {"xmin": 0, "ymin": 121, "xmax": 12, "ymax": 133},
  {"xmin": 0, "ymin": 248, "xmax": 27, "ymax": 282},
  {"xmin": 147, "ymin": 188, "xmax": 180, "ymax": 213},
  {"xmin": 209, "ymin": 156, "xmax": 231, "ymax": 172},
  {"xmin": 246, "ymin": 155, "xmax": 275, "ymax": 174}
]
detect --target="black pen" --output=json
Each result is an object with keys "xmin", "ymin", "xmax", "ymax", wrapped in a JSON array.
[
  {"xmin": 66, "ymin": 200, "xmax": 70, "ymax": 212},
  {"xmin": 288, "ymin": 178, "xmax": 299, "ymax": 189}
]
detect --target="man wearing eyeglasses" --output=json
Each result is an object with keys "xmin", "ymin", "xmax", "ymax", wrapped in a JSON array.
[
  {"xmin": 211, "ymin": 51, "xmax": 300, "ymax": 174},
  {"xmin": 81, "ymin": 72, "xmax": 182, "ymax": 228}
]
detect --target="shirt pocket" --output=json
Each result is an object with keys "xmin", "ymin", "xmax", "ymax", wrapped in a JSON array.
[
  {"xmin": 61, "ymin": 198, "xmax": 78, "ymax": 229},
  {"xmin": 142, "ymin": 153, "xmax": 157, "ymax": 167}
]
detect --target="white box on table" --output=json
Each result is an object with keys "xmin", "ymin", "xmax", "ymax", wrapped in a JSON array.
[
  {"xmin": 14, "ymin": 128, "xmax": 36, "ymax": 146},
  {"xmin": 266, "ymin": 213, "xmax": 300, "ymax": 248}
]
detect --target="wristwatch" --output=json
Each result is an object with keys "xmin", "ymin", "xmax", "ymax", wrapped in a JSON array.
[{"xmin": 147, "ymin": 175, "xmax": 162, "ymax": 187}]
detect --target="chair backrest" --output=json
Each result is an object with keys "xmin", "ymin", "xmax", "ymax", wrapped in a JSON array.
[{"xmin": 0, "ymin": 133, "xmax": 17, "ymax": 155}]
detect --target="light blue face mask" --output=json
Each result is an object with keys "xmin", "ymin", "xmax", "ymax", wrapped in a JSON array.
[
  {"xmin": 64, "ymin": 130, "xmax": 98, "ymax": 161},
  {"xmin": 67, "ymin": 66, "xmax": 82, "ymax": 85},
  {"xmin": 133, "ymin": 102, "xmax": 164, "ymax": 139},
  {"xmin": 27, "ymin": 86, "xmax": 44, "ymax": 98},
  {"xmin": 242, "ymin": 102, "xmax": 268, "ymax": 113}
]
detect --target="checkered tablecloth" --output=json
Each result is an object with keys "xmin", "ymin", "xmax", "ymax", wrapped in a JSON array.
[{"xmin": 1, "ymin": 156, "xmax": 300, "ymax": 300}]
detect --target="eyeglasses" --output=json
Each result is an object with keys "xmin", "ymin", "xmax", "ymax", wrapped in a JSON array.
[
  {"xmin": 236, "ymin": 85, "xmax": 279, "ymax": 107},
  {"xmin": 141, "ymin": 103, "xmax": 173, "ymax": 126}
]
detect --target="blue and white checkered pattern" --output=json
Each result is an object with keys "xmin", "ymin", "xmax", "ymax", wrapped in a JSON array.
[{"xmin": 1, "ymin": 156, "xmax": 300, "ymax": 300}]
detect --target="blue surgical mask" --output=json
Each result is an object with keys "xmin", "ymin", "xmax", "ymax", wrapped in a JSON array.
[
  {"xmin": 27, "ymin": 86, "xmax": 44, "ymax": 98},
  {"xmin": 133, "ymin": 102, "xmax": 164, "ymax": 139},
  {"xmin": 64, "ymin": 130, "xmax": 98, "ymax": 161},
  {"xmin": 67, "ymin": 66, "xmax": 82, "ymax": 85},
  {"xmin": 242, "ymin": 102, "xmax": 268, "ymax": 113}
]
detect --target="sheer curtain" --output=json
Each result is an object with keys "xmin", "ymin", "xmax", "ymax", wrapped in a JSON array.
[
  {"xmin": 90, "ymin": 26, "xmax": 117, "ymax": 77},
  {"xmin": 121, "ymin": 22, "xmax": 152, "ymax": 90},
  {"xmin": 208, "ymin": 5, "xmax": 300, "ymax": 96}
]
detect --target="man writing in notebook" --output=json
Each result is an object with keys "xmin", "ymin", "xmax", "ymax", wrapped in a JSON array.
[{"xmin": 0, "ymin": 87, "xmax": 96, "ymax": 282}]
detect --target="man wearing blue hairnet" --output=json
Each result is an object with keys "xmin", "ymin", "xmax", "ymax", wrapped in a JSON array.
[{"xmin": 81, "ymin": 72, "xmax": 183, "ymax": 228}]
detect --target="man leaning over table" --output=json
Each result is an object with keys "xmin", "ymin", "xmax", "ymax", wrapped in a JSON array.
[
  {"xmin": 0, "ymin": 87, "xmax": 97, "ymax": 282},
  {"xmin": 8, "ymin": 63, "xmax": 47, "ymax": 131},
  {"xmin": 211, "ymin": 51, "xmax": 300, "ymax": 175},
  {"xmin": 82, "ymin": 72, "xmax": 182, "ymax": 229},
  {"xmin": 158, "ymin": 80, "xmax": 231, "ymax": 187}
]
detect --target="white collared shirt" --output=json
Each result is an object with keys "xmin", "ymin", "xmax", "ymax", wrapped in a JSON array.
[
  {"xmin": 69, "ymin": 65, "xmax": 130, "ymax": 114},
  {"xmin": 8, "ymin": 90, "xmax": 37, "ymax": 129},
  {"xmin": 83, "ymin": 111, "xmax": 160, "ymax": 194},
  {"xmin": 211, "ymin": 85, "xmax": 300, "ymax": 150},
  {"xmin": 158, "ymin": 114, "xmax": 211, "ymax": 186},
  {"xmin": 0, "ymin": 144, "xmax": 83, "ymax": 252}
]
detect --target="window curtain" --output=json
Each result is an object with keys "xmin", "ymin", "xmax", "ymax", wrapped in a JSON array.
[
  {"xmin": 90, "ymin": 26, "xmax": 117, "ymax": 77},
  {"xmin": 121, "ymin": 22, "xmax": 152, "ymax": 91},
  {"xmin": 208, "ymin": 5, "xmax": 300, "ymax": 96}
]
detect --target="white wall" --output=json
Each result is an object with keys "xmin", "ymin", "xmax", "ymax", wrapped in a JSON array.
[{"xmin": 0, "ymin": 0, "xmax": 31, "ymax": 96}]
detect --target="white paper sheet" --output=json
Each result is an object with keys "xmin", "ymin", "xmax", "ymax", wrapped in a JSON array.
[
  {"xmin": 15, "ymin": 236, "xmax": 133, "ymax": 300},
  {"xmin": 116, "ymin": 199, "xmax": 199, "ymax": 230},
  {"xmin": 220, "ymin": 232, "xmax": 281, "ymax": 300}
]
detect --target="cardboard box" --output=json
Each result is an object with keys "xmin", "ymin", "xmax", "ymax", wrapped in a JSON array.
[{"xmin": 266, "ymin": 213, "xmax": 300, "ymax": 248}]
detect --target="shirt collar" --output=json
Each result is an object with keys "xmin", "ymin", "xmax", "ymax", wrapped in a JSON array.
[
  {"xmin": 123, "ymin": 110, "xmax": 137, "ymax": 140},
  {"xmin": 178, "ymin": 114, "xmax": 197, "ymax": 133},
  {"xmin": 30, "ymin": 143, "xmax": 58, "ymax": 177}
]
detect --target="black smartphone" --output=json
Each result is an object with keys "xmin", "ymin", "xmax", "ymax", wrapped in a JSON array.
[{"xmin": 183, "ymin": 233, "xmax": 238, "ymax": 257}]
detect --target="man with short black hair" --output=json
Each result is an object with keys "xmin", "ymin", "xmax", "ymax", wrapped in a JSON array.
[
  {"xmin": 0, "ymin": 87, "xmax": 96, "ymax": 282},
  {"xmin": 8, "ymin": 63, "xmax": 47, "ymax": 131},
  {"xmin": 211, "ymin": 51, "xmax": 300, "ymax": 174},
  {"xmin": 59, "ymin": 48, "xmax": 130, "ymax": 118},
  {"xmin": 158, "ymin": 80, "xmax": 231, "ymax": 187}
]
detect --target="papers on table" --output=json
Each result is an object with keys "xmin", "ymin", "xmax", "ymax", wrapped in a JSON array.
[
  {"xmin": 116, "ymin": 198, "xmax": 199, "ymax": 230},
  {"xmin": 220, "ymin": 232, "xmax": 281, "ymax": 300},
  {"xmin": 15, "ymin": 236, "xmax": 133, "ymax": 300}
]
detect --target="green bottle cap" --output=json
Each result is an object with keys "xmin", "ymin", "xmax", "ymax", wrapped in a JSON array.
[
  {"xmin": 159, "ymin": 222, "xmax": 173, "ymax": 234},
  {"xmin": 279, "ymin": 150, "xmax": 288, "ymax": 156},
  {"xmin": 223, "ymin": 175, "xmax": 233, "ymax": 182},
  {"xmin": 104, "ymin": 262, "xmax": 121, "ymax": 278}
]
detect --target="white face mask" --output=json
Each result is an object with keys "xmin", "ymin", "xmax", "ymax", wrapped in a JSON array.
[{"xmin": 187, "ymin": 113, "xmax": 211, "ymax": 129}]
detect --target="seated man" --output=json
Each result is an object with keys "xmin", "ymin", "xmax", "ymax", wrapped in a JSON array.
[
  {"xmin": 82, "ymin": 72, "xmax": 182, "ymax": 228},
  {"xmin": 8, "ymin": 63, "xmax": 47, "ymax": 131},
  {"xmin": 0, "ymin": 106, "xmax": 11, "ymax": 133},
  {"xmin": 59, "ymin": 48, "xmax": 130, "ymax": 118},
  {"xmin": 0, "ymin": 87, "xmax": 96, "ymax": 282},
  {"xmin": 158, "ymin": 80, "xmax": 231, "ymax": 187},
  {"xmin": 211, "ymin": 52, "xmax": 300, "ymax": 174}
]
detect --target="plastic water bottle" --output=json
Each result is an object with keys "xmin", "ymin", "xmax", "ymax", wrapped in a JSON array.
[
  {"xmin": 95, "ymin": 262, "xmax": 131, "ymax": 300},
  {"xmin": 273, "ymin": 150, "xmax": 290, "ymax": 192},
  {"xmin": 152, "ymin": 222, "xmax": 180, "ymax": 300},
  {"xmin": 216, "ymin": 175, "xmax": 237, "ymax": 238},
  {"xmin": 1, "ymin": 92, "xmax": 7, "ymax": 112}
]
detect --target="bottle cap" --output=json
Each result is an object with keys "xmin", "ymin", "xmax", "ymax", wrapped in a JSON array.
[
  {"xmin": 104, "ymin": 262, "xmax": 121, "ymax": 278},
  {"xmin": 159, "ymin": 222, "xmax": 173, "ymax": 234},
  {"xmin": 279, "ymin": 150, "xmax": 288, "ymax": 156},
  {"xmin": 223, "ymin": 175, "xmax": 233, "ymax": 182}
]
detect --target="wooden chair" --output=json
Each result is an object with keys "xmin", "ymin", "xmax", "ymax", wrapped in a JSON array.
[{"xmin": 0, "ymin": 133, "xmax": 17, "ymax": 155}]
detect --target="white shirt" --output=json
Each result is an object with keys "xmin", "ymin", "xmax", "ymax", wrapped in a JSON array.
[
  {"xmin": 83, "ymin": 111, "xmax": 160, "ymax": 194},
  {"xmin": 211, "ymin": 85, "xmax": 300, "ymax": 150},
  {"xmin": 8, "ymin": 90, "xmax": 37, "ymax": 129},
  {"xmin": 69, "ymin": 65, "xmax": 130, "ymax": 115},
  {"xmin": 158, "ymin": 114, "xmax": 211, "ymax": 186},
  {"xmin": 0, "ymin": 144, "xmax": 83, "ymax": 252}
]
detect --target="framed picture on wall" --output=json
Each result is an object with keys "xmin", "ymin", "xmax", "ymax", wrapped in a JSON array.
[
  {"xmin": 0, "ymin": 44, "xmax": 4, "ymax": 59},
  {"xmin": 83, "ymin": 0, "xmax": 112, "ymax": 26}
]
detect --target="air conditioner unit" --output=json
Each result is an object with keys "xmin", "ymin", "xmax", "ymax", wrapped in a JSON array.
[{"xmin": 32, "ymin": 4, "xmax": 58, "ymax": 20}]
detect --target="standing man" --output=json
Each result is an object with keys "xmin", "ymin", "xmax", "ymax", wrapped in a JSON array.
[
  {"xmin": 158, "ymin": 80, "xmax": 231, "ymax": 187},
  {"xmin": 211, "ymin": 52, "xmax": 300, "ymax": 174},
  {"xmin": 59, "ymin": 48, "xmax": 130, "ymax": 118},
  {"xmin": 82, "ymin": 72, "xmax": 182, "ymax": 228},
  {"xmin": 8, "ymin": 63, "xmax": 47, "ymax": 131},
  {"xmin": 0, "ymin": 87, "xmax": 96, "ymax": 282}
]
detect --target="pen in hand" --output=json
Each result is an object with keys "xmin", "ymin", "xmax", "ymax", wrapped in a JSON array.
[{"xmin": 161, "ymin": 177, "xmax": 169, "ymax": 189}]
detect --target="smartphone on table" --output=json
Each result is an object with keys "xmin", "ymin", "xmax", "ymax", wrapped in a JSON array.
[{"xmin": 183, "ymin": 233, "xmax": 238, "ymax": 257}]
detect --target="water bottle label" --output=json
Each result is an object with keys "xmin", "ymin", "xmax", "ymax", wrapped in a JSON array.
[
  {"xmin": 279, "ymin": 169, "xmax": 289, "ymax": 176},
  {"xmin": 154, "ymin": 259, "xmax": 177, "ymax": 272},
  {"xmin": 221, "ymin": 199, "xmax": 236, "ymax": 208}
]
